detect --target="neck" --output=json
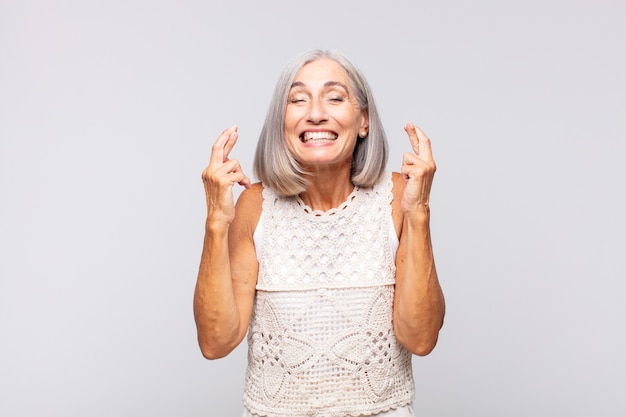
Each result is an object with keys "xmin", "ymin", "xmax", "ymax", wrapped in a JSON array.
[{"xmin": 299, "ymin": 168, "xmax": 354, "ymax": 212}]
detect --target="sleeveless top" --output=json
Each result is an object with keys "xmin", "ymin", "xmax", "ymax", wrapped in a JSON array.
[{"xmin": 243, "ymin": 173, "xmax": 415, "ymax": 417}]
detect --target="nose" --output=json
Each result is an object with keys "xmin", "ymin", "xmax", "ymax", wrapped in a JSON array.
[{"xmin": 306, "ymin": 98, "xmax": 328, "ymax": 124}]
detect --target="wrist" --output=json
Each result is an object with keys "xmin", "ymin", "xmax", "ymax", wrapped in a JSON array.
[
  {"xmin": 205, "ymin": 217, "xmax": 231, "ymax": 236},
  {"xmin": 403, "ymin": 207, "xmax": 430, "ymax": 229}
]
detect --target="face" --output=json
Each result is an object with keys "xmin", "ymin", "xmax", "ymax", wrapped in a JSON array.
[{"xmin": 284, "ymin": 58, "xmax": 368, "ymax": 171}]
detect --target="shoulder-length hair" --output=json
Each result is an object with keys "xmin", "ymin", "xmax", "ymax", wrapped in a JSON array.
[{"xmin": 253, "ymin": 49, "xmax": 388, "ymax": 196}]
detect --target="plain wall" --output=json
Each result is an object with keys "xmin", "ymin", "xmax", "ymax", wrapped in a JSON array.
[{"xmin": 1, "ymin": 1, "xmax": 625, "ymax": 416}]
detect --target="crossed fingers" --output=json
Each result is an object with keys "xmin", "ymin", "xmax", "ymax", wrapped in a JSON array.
[
  {"xmin": 404, "ymin": 122, "xmax": 433, "ymax": 161},
  {"xmin": 205, "ymin": 125, "xmax": 251, "ymax": 189}
]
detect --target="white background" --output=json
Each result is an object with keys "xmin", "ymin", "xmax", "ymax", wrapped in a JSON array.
[{"xmin": 1, "ymin": 1, "xmax": 625, "ymax": 416}]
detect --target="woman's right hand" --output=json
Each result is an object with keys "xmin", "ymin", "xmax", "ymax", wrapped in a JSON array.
[{"xmin": 201, "ymin": 126, "xmax": 251, "ymax": 227}]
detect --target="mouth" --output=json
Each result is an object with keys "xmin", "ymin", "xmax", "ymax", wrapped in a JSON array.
[{"xmin": 300, "ymin": 131, "xmax": 338, "ymax": 143}]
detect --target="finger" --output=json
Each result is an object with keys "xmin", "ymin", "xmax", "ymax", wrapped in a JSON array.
[
  {"xmin": 412, "ymin": 125, "xmax": 434, "ymax": 161},
  {"xmin": 402, "ymin": 150, "xmax": 436, "ymax": 180},
  {"xmin": 237, "ymin": 174, "xmax": 252, "ymax": 189},
  {"xmin": 222, "ymin": 126, "xmax": 239, "ymax": 162},
  {"xmin": 220, "ymin": 166, "xmax": 251, "ymax": 191},
  {"xmin": 404, "ymin": 122, "xmax": 420, "ymax": 155},
  {"xmin": 402, "ymin": 152, "xmax": 420, "ymax": 168},
  {"xmin": 210, "ymin": 125, "xmax": 238, "ymax": 165},
  {"xmin": 221, "ymin": 159, "xmax": 252, "ymax": 189},
  {"xmin": 203, "ymin": 142, "xmax": 239, "ymax": 185},
  {"xmin": 221, "ymin": 158, "xmax": 245, "ymax": 175},
  {"xmin": 401, "ymin": 153, "xmax": 424, "ymax": 181}
]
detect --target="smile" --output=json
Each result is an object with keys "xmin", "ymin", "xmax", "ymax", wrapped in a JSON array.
[{"xmin": 301, "ymin": 131, "xmax": 338, "ymax": 143}]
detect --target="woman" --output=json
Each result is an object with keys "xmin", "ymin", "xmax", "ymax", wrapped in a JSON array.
[{"xmin": 194, "ymin": 49, "xmax": 445, "ymax": 417}]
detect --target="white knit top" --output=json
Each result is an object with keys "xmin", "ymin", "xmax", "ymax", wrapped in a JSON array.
[{"xmin": 243, "ymin": 173, "xmax": 415, "ymax": 417}]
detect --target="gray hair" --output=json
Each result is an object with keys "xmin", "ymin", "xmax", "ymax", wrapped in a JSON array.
[{"xmin": 253, "ymin": 49, "xmax": 388, "ymax": 196}]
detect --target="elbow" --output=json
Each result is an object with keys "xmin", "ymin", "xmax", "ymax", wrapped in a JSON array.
[
  {"xmin": 410, "ymin": 336, "xmax": 439, "ymax": 357},
  {"xmin": 196, "ymin": 329, "xmax": 240, "ymax": 360},
  {"xmin": 197, "ymin": 338, "xmax": 236, "ymax": 360},
  {"xmin": 199, "ymin": 345, "xmax": 230, "ymax": 360},
  {"xmin": 396, "ymin": 330, "xmax": 439, "ymax": 356},
  {"xmin": 395, "ymin": 316, "xmax": 444, "ymax": 357},
  {"xmin": 194, "ymin": 311, "xmax": 243, "ymax": 360}
]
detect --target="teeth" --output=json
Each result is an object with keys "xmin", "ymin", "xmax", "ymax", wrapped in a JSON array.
[{"xmin": 302, "ymin": 131, "xmax": 338, "ymax": 142}]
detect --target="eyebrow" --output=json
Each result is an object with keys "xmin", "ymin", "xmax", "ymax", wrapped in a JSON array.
[{"xmin": 289, "ymin": 81, "xmax": 350, "ymax": 91}]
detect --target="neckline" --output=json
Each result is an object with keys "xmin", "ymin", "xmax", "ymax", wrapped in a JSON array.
[{"xmin": 295, "ymin": 185, "xmax": 360, "ymax": 217}]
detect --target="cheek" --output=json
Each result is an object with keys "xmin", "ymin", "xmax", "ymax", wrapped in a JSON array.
[{"xmin": 283, "ymin": 110, "xmax": 301, "ymax": 131}]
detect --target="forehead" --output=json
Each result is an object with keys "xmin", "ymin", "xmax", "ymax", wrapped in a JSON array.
[{"xmin": 292, "ymin": 58, "xmax": 350, "ymax": 86}]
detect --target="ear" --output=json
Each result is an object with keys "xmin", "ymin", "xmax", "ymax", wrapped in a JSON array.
[{"xmin": 359, "ymin": 110, "xmax": 369, "ymax": 138}]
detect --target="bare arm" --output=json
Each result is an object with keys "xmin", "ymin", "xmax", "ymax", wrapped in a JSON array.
[
  {"xmin": 392, "ymin": 123, "xmax": 445, "ymax": 356},
  {"xmin": 193, "ymin": 126, "xmax": 259, "ymax": 359}
]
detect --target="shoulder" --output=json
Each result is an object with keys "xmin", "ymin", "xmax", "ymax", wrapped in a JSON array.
[
  {"xmin": 232, "ymin": 182, "xmax": 264, "ymax": 238},
  {"xmin": 390, "ymin": 172, "xmax": 406, "ymax": 237},
  {"xmin": 236, "ymin": 182, "xmax": 264, "ymax": 211},
  {"xmin": 390, "ymin": 171, "xmax": 406, "ymax": 202}
]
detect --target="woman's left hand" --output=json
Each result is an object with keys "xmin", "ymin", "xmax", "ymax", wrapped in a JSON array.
[{"xmin": 400, "ymin": 122, "xmax": 437, "ymax": 215}]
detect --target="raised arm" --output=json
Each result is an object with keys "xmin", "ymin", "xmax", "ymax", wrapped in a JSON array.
[
  {"xmin": 193, "ymin": 126, "xmax": 260, "ymax": 359},
  {"xmin": 392, "ymin": 122, "xmax": 445, "ymax": 356}
]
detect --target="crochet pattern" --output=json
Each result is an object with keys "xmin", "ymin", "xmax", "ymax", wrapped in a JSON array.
[{"xmin": 244, "ymin": 174, "xmax": 415, "ymax": 417}]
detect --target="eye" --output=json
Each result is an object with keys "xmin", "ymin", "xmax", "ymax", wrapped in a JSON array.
[
  {"xmin": 325, "ymin": 88, "xmax": 347, "ymax": 103},
  {"xmin": 288, "ymin": 96, "xmax": 307, "ymax": 104}
]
